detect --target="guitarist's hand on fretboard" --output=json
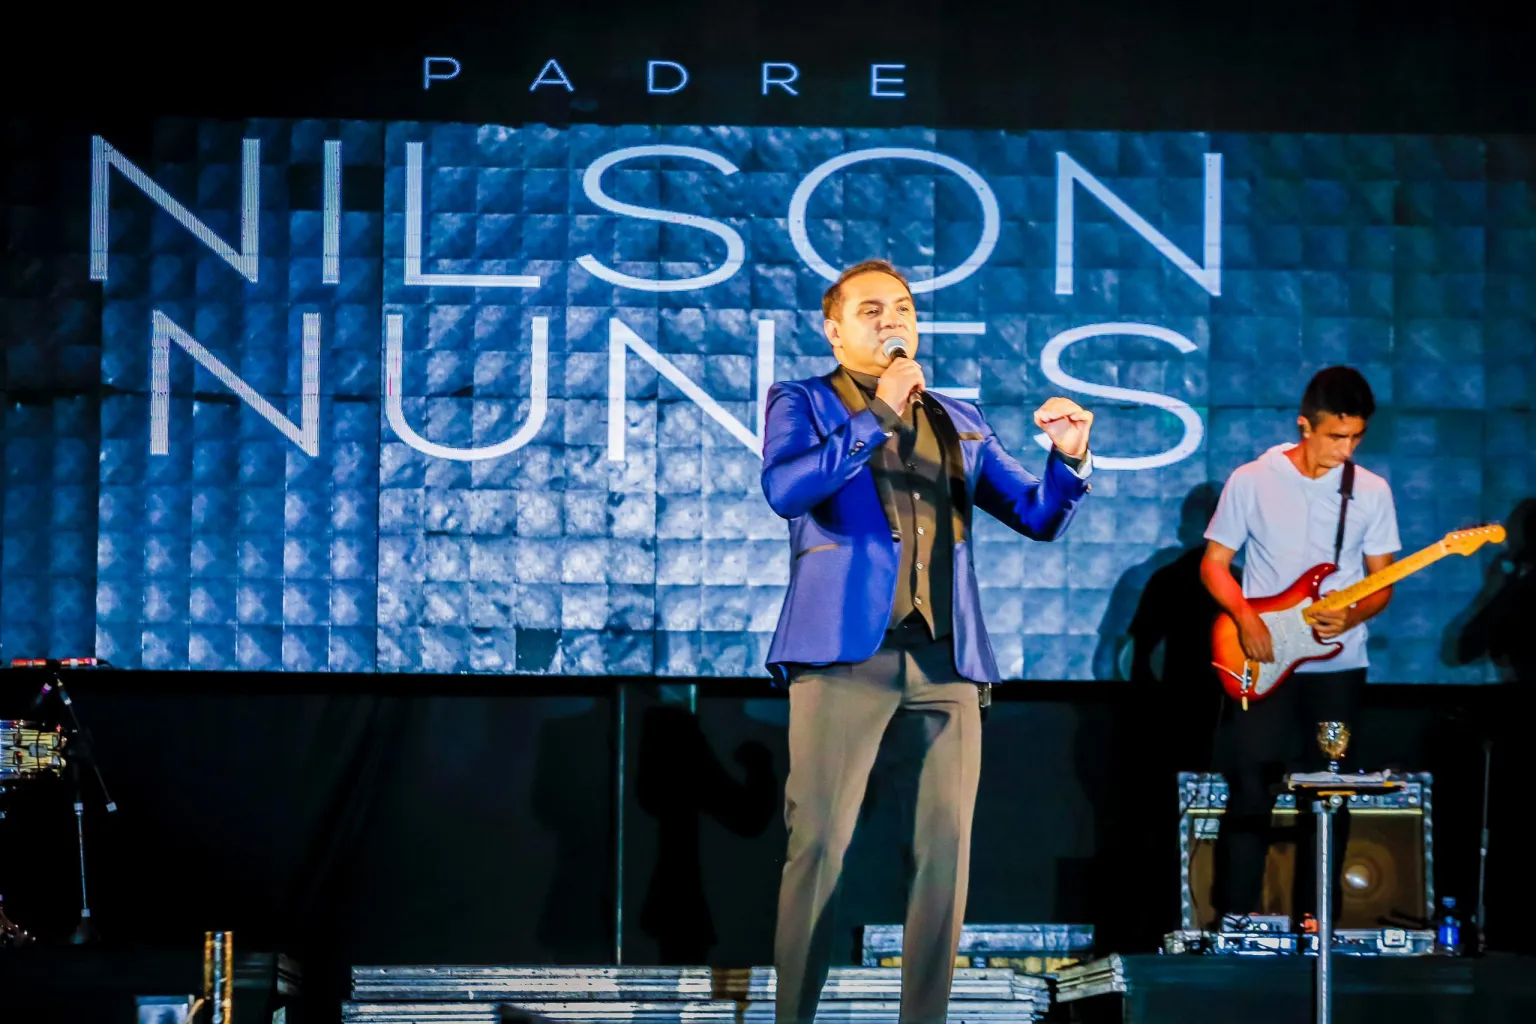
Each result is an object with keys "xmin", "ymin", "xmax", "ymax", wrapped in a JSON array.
[{"xmin": 1309, "ymin": 604, "xmax": 1351, "ymax": 640}]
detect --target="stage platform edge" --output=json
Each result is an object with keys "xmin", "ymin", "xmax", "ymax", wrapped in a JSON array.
[{"xmin": 1055, "ymin": 950, "xmax": 1536, "ymax": 1024}]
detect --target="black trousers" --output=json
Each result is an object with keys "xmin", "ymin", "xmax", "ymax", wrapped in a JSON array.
[{"xmin": 1210, "ymin": 667, "xmax": 1367, "ymax": 924}]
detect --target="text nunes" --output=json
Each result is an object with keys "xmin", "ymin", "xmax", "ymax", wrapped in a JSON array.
[{"xmin": 90, "ymin": 133, "xmax": 1220, "ymax": 471}]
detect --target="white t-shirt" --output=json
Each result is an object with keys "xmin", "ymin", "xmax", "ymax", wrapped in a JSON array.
[{"xmin": 1204, "ymin": 443, "xmax": 1402, "ymax": 672}]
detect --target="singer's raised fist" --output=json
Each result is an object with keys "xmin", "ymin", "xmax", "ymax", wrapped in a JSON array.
[
  {"xmin": 875, "ymin": 358, "xmax": 926, "ymax": 418},
  {"xmin": 1033, "ymin": 397, "xmax": 1094, "ymax": 458}
]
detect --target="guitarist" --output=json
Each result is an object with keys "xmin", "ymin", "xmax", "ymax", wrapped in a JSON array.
[{"xmin": 1199, "ymin": 366, "xmax": 1402, "ymax": 930}]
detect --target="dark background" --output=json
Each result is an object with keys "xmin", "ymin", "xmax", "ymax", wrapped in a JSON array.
[
  {"xmin": 0, "ymin": 677, "xmax": 1526, "ymax": 954},
  {"xmin": 1, "ymin": 674, "xmax": 1530, "ymax": 1003},
  {"xmin": 2, "ymin": 0, "xmax": 1534, "ymax": 1019},
  {"xmin": 4, "ymin": 0, "xmax": 1533, "ymax": 134}
]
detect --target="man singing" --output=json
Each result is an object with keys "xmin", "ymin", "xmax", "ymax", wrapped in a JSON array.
[{"xmin": 761, "ymin": 259, "xmax": 1095, "ymax": 1024}]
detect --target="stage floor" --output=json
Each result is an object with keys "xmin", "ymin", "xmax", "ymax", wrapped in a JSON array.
[{"xmin": 5, "ymin": 945, "xmax": 1536, "ymax": 1023}]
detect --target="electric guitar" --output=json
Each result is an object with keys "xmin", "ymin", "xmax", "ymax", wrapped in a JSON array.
[{"xmin": 1212, "ymin": 525, "xmax": 1506, "ymax": 708}]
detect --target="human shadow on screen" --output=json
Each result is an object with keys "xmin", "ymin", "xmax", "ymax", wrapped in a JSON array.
[
  {"xmin": 1094, "ymin": 481, "xmax": 1228, "ymax": 690},
  {"xmin": 1442, "ymin": 498, "xmax": 1536, "ymax": 690},
  {"xmin": 634, "ymin": 702, "xmax": 777, "ymax": 964},
  {"xmin": 532, "ymin": 697, "xmax": 618, "ymax": 964},
  {"xmin": 1075, "ymin": 482, "xmax": 1230, "ymax": 948},
  {"xmin": 1439, "ymin": 498, "xmax": 1534, "ymax": 953}
]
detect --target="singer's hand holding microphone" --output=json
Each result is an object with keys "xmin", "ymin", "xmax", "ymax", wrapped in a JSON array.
[{"xmin": 875, "ymin": 336, "xmax": 925, "ymax": 417}]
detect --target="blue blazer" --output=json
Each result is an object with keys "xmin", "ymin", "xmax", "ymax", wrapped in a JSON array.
[{"xmin": 761, "ymin": 368, "xmax": 1091, "ymax": 683}]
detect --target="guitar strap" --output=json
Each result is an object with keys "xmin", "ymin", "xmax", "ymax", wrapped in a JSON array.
[{"xmin": 1333, "ymin": 460, "xmax": 1355, "ymax": 566}]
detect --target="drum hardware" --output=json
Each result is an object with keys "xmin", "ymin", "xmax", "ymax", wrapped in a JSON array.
[
  {"xmin": 0, "ymin": 720, "xmax": 66, "ymax": 801},
  {"xmin": 0, "ymin": 894, "xmax": 34, "ymax": 947},
  {"xmin": 0, "ymin": 720, "xmax": 64, "ymax": 946},
  {"xmin": 3, "ymin": 658, "xmax": 117, "ymax": 945}
]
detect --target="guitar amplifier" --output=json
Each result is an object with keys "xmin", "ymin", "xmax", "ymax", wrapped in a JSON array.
[{"xmin": 1177, "ymin": 772, "xmax": 1435, "ymax": 931}]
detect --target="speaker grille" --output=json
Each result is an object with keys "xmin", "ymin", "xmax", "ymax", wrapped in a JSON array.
[{"xmin": 1178, "ymin": 772, "xmax": 1435, "ymax": 930}]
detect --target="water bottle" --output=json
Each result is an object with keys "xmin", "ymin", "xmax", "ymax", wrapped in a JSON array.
[{"xmin": 1437, "ymin": 897, "xmax": 1461, "ymax": 955}]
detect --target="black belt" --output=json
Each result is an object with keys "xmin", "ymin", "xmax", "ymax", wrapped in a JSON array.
[{"xmin": 880, "ymin": 615, "xmax": 990, "ymax": 710}]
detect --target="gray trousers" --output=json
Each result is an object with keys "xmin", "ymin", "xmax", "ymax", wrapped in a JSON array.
[{"xmin": 773, "ymin": 626, "xmax": 982, "ymax": 1024}]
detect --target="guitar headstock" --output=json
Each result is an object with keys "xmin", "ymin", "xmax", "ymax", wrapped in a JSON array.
[{"xmin": 1442, "ymin": 524, "xmax": 1507, "ymax": 556}]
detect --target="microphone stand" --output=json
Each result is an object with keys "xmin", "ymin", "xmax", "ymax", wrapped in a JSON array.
[
  {"xmin": 1476, "ymin": 739, "xmax": 1491, "ymax": 955},
  {"xmin": 45, "ymin": 669, "xmax": 118, "ymax": 944},
  {"xmin": 67, "ymin": 757, "xmax": 97, "ymax": 943}
]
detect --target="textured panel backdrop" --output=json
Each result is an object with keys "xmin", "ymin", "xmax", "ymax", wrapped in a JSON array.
[{"xmin": 2, "ymin": 118, "xmax": 1532, "ymax": 679}]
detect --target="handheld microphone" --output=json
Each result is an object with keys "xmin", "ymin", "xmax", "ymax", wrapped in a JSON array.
[{"xmin": 881, "ymin": 337, "xmax": 922, "ymax": 406}]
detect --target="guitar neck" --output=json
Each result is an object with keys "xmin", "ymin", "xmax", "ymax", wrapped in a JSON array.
[{"xmin": 1309, "ymin": 540, "xmax": 1448, "ymax": 612}]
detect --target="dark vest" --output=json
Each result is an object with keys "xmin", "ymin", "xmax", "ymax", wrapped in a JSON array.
[{"xmin": 839, "ymin": 368, "xmax": 956, "ymax": 640}]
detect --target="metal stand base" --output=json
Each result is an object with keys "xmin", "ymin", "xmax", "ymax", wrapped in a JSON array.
[
  {"xmin": 1285, "ymin": 770, "xmax": 1404, "ymax": 1024},
  {"xmin": 1313, "ymin": 795, "xmax": 1341, "ymax": 1024}
]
